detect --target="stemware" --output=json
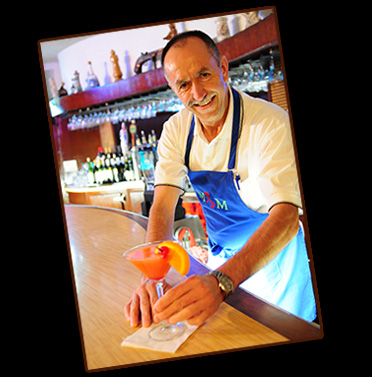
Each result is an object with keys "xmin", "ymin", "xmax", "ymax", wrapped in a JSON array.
[{"xmin": 123, "ymin": 240, "xmax": 188, "ymax": 341}]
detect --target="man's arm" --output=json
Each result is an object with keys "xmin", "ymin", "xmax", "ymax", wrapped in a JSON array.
[
  {"xmin": 152, "ymin": 202, "xmax": 299, "ymax": 326},
  {"xmin": 217, "ymin": 202, "xmax": 299, "ymax": 288},
  {"xmin": 145, "ymin": 185, "xmax": 183, "ymax": 242}
]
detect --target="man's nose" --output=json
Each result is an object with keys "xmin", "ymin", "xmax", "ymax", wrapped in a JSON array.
[{"xmin": 191, "ymin": 81, "xmax": 206, "ymax": 101}]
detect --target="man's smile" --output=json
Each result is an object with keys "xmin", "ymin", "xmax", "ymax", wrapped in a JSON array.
[{"xmin": 191, "ymin": 93, "xmax": 216, "ymax": 109}]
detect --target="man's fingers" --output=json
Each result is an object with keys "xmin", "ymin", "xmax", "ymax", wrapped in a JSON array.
[
  {"xmin": 124, "ymin": 280, "xmax": 169, "ymax": 328},
  {"xmin": 153, "ymin": 276, "xmax": 196, "ymax": 313},
  {"xmin": 153, "ymin": 275, "xmax": 223, "ymax": 325},
  {"xmin": 137, "ymin": 285, "xmax": 153, "ymax": 327},
  {"xmin": 153, "ymin": 285, "xmax": 200, "ymax": 322},
  {"xmin": 129, "ymin": 294, "xmax": 140, "ymax": 328},
  {"xmin": 124, "ymin": 300, "xmax": 131, "ymax": 321}
]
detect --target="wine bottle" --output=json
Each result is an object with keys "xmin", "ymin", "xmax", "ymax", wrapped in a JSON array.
[
  {"xmin": 105, "ymin": 154, "xmax": 114, "ymax": 183},
  {"xmin": 141, "ymin": 130, "xmax": 147, "ymax": 145},
  {"xmin": 86, "ymin": 157, "xmax": 95, "ymax": 185},
  {"xmin": 111, "ymin": 153, "xmax": 119, "ymax": 183}
]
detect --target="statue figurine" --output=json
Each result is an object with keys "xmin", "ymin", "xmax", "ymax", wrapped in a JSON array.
[
  {"xmin": 71, "ymin": 70, "xmax": 83, "ymax": 94},
  {"xmin": 215, "ymin": 17, "xmax": 230, "ymax": 42},
  {"xmin": 163, "ymin": 23, "xmax": 178, "ymax": 40},
  {"xmin": 110, "ymin": 50, "xmax": 123, "ymax": 82},
  {"xmin": 243, "ymin": 11, "xmax": 262, "ymax": 29},
  {"xmin": 58, "ymin": 82, "xmax": 68, "ymax": 97},
  {"xmin": 48, "ymin": 77, "xmax": 57, "ymax": 99},
  {"xmin": 85, "ymin": 61, "xmax": 100, "ymax": 90}
]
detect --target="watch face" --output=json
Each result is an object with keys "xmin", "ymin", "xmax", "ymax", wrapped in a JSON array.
[
  {"xmin": 212, "ymin": 271, "xmax": 233, "ymax": 298},
  {"xmin": 221, "ymin": 275, "xmax": 234, "ymax": 292}
]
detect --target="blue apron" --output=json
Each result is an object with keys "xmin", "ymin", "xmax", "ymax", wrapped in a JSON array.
[{"xmin": 185, "ymin": 88, "xmax": 316, "ymax": 321}]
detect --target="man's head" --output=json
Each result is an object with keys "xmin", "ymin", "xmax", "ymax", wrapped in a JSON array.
[
  {"xmin": 161, "ymin": 30, "xmax": 222, "ymax": 69},
  {"xmin": 161, "ymin": 30, "xmax": 230, "ymax": 129}
]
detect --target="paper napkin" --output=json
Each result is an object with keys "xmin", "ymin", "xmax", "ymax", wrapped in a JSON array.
[{"xmin": 121, "ymin": 322, "xmax": 199, "ymax": 353}]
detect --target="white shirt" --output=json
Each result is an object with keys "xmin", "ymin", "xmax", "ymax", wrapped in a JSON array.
[{"xmin": 155, "ymin": 88, "xmax": 302, "ymax": 214}]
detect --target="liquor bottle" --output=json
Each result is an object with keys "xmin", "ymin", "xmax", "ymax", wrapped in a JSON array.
[
  {"xmin": 119, "ymin": 123, "xmax": 129, "ymax": 156},
  {"xmin": 135, "ymin": 134, "xmax": 142, "ymax": 147},
  {"xmin": 85, "ymin": 61, "xmax": 100, "ymax": 89},
  {"xmin": 86, "ymin": 157, "xmax": 95, "ymax": 185},
  {"xmin": 141, "ymin": 130, "xmax": 147, "ymax": 145},
  {"xmin": 151, "ymin": 129, "xmax": 157, "ymax": 143},
  {"xmin": 100, "ymin": 155, "xmax": 107, "ymax": 183},
  {"xmin": 105, "ymin": 154, "xmax": 114, "ymax": 183},
  {"xmin": 123, "ymin": 157, "xmax": 131, "ymax": 181},
  {"xmin": 131, "ymin": 149, "xmax": 141, "ymax": 181},
  {"xmin": 117, "ymin": 155, "xmax": 125, "ymax": 181},
  {"xmin": 111, "ymin": 153, "xmax": 120, "ymax": 183},
  {"xmin": 268, "ymin": 49, "xmax": 279, "ymax": 83},
  {"xmin": 100, "ymin": 154, "xmax": 109, "ymax": 184},
  {"xmin": 121, "ymin": 155, "xmax": 129, "ymax": 181},
  {"xmin": 95, "ymin": 158, "xmax": 103, "ymax": 184}
]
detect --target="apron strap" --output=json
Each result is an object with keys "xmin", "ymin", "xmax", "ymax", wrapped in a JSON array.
[
  {"xmin": 228, "ymin": 88, "xmax": 242, "ymax": 170},
  {"xmin": 184, "ymin": 87, "xmax": 241, "ymax": 170},
  {"xmin": 185, "ymin": 116, "xmax": 195, "ymax": 169}
]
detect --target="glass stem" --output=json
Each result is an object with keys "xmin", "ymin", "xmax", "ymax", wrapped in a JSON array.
[{"xmin": 155, "ymin": 280, "xmax": 164, "ymax": 298}]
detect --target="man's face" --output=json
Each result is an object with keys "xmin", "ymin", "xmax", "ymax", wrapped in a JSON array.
[{"xmin": 163, "ymin": 37, "xmax": 229, "ymax": 128}]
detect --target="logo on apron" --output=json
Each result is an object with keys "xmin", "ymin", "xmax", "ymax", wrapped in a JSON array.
[{"xmin": 195, "ymin": 190, "xmax": 228, "ymax": 211}]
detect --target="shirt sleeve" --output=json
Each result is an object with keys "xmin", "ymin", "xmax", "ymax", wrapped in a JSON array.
[
  {"xmin": 256, "ymin": 109, "xmax": 303, "ymax": 210},
  {"xmin": 154, "ymin": 113, "xmax": 188, "ymax": 191}
]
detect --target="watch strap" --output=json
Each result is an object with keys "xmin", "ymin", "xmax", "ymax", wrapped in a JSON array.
[{"xmin": 208, "ymin": 270, "xmax": 234, "ymax": 300}]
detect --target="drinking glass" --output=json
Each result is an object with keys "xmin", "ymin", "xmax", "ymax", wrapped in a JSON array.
[{"xmin": 123, "ymin": 240, "xmax": 187, "ymax": 341}]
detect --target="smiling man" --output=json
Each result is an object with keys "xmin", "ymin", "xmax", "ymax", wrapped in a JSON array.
[
  {"xmin": 124, "ymin": 30, "xmax": 316, "ymax": 328},
  {"xmin": 163, "ymin": 35, "xmax": 230, "ymax": 142}
]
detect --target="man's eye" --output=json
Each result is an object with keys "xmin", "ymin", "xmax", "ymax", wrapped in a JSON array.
[{"xmin": 179, "ymin": 82, "xmax": 189, "ymax": 90}]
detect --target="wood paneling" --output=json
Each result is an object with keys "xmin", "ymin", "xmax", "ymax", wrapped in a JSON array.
[
  {"xmin": 55, "ymin": 117, "xmax": 101, "ymax": 170},
  {"xmin": 268, "ymin": 80, "xmax": 288, "ymax": 111}
]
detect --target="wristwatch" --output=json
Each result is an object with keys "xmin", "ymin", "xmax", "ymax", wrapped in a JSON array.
[{"xmin": 208, "ymin": 270, "xmax": 234, "ymax": 301}]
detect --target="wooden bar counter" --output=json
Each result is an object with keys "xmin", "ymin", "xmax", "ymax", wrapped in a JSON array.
[
  {"xmin": 65, "ymin": 181, "xmax": 145, "ymax": 211},
  {"xmin": 63, "ymin": 205, "xmax": 322, "ymax": 371}
]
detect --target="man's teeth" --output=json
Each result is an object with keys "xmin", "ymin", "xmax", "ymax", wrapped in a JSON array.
[{"xmin": 198, "ymin": 96, "xmax": 214, "ymax": 106}]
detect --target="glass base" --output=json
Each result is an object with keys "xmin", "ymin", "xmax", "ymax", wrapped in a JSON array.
[{"xmin": 149, "ymin": 321, "xmax": 186, "ymax": 341}]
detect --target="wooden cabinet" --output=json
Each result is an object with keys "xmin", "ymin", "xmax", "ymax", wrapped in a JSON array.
[{"xmin": 65, "ymin": 181, "xmax": 145, "ymax": 212}]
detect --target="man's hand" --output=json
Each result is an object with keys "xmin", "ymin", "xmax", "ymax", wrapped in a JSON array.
[
  {"xmin": 124, "ymin": 278, "xmax": 172, "ymax": 328},
  {"xmin": 152, "ymin": 274, "xmax": 225, "ymax": 326}
]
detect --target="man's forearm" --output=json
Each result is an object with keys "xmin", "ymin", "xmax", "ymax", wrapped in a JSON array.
[
  {"xmin": 145, "ymin": 204, "xmax": 175, "ymax": 242},
  {"xmin": 217, "ymin": 203, "xmax": 299, "ymax": 289},
  {"xmin": 145, "ymin": 185, "xmax": 182, "ymax": 243}
]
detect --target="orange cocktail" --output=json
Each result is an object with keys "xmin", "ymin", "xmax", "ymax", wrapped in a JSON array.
[
  {"xmin": 123, "ymin": 240, "xmax": 190, "ymax": 341},
  {"xmin": 125, "ymin": 245, "xmax": 171, "ymax": 281}
]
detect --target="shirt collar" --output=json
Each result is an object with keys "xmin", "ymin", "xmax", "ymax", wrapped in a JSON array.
[{"xmin": 193, "ymin": 86, "xmax": 233, "ymax": 141}]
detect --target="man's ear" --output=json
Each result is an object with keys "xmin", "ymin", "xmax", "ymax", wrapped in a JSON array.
[{"xmin": 220, "ymin": 55, "xmax": 229, "ymax": 83}]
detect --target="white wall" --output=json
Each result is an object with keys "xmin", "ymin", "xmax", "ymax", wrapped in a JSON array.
[
  {"xmin": 43, "ymin": 62, "xmax": 63, "ymax": 99},
  {"xmin": 57, "ymin": 13, "xmax": 251, "ymax": 93}
]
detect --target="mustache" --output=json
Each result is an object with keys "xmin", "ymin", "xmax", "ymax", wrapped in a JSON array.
[{"xmin": 188, "ymin": 93, "xmax": 216, "ymax": 107}]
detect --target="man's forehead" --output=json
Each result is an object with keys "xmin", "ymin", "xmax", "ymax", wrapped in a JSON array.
[{"xmin": 163, "ymin": 39, "xmax": 216, "ymax": 83}]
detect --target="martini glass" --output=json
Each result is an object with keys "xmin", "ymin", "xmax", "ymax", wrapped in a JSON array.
[{"xmin": 123, "ymin": 240, "xmax": 187, "ymax": 341}]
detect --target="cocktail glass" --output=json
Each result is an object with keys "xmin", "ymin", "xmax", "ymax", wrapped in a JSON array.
[{"xmin": 123, "ymin": 240, "xmax": 188, "ymax": 341}]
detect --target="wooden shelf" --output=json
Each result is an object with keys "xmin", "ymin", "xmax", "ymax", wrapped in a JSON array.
[
  {"xmin": 55, "ymin": 68, "xmax": 168, "ymax": 115},
  {"xmin": 53, "ymin": 14, "xmax": 278, "ymax": 117}
]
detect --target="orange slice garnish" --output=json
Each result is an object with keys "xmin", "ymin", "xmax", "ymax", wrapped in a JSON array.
[{"xmin": 158, "ymin": 241, "xmax": 190, "ymax": 275}]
